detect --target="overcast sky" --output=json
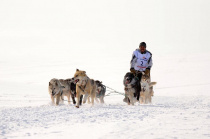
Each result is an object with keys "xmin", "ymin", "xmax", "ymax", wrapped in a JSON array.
[
  {"xmin": 1, "ymin": 0, "xmax": 209, "ymax": 55},
  {"xmin": 0, "ymin": 0, "xmax": 210, "ymax": 93}
]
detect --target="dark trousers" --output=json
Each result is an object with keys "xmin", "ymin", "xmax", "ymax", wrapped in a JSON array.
[{"xmin": 136, "ymin": 72, "xmax": 142, "ymax": 82}]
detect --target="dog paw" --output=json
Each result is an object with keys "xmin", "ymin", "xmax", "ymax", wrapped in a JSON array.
[{"xmin": 75, "ymin": 106, "xmax": 79, "ymax": 108}]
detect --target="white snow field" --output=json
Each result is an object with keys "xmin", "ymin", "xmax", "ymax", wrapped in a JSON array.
[{"xmin": 1, "ymin": 0, "xmax": 210, "ymax": 139}]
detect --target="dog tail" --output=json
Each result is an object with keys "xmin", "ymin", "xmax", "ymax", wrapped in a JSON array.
[{"xmin": 149, "ymin": 82, "xmax": 157, "ymax": 87}]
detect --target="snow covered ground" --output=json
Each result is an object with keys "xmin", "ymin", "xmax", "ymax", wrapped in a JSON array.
[
  {"xmin": 0, "ymin": 96, "xmax": 210, "ymax": 139},
  {"xmin": 1, "ymin": 0, "xmax": 210, "ymax": 139}
]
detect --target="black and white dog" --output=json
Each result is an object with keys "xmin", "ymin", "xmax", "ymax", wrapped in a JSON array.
[
  {"xmin": 66, "ymin": 78, "xmax": 83, "ymax": 105},
  {"xmin": 95, "ymin": 80, "xmax": 106, "ymax": 103},
  {"xmin": 123, "ymin": 72, "xmax": 140, "ymax": 105}
]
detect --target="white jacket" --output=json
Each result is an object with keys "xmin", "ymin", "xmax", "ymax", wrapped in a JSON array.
[{"xmin": 130, "ymin": 49, "xmax": 153, "ymax": 72}]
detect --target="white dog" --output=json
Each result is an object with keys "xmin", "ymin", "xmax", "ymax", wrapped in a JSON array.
[{"xmin": 140, "ymin": 75, "xmax": 156, "ymax": 104}]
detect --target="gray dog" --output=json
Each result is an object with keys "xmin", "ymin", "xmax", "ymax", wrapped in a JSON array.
[
  {"xmin": 48, "ymin": 78, "xmax": 76, "ymax": 105},
  {"xmin": 95, "ymin": 80, "xmax": 106, "ymax": 103}
]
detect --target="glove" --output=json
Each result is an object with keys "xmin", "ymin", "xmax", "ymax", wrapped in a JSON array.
[
  {"xmin": 130, "ymin": 68, "xmax": 136, "ymax": 74},
  {"xmin": 145, "ymin": 68, "xmax": 150, "ymax": 76}
]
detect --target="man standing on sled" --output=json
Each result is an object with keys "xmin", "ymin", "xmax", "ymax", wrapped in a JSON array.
[{"xmin": 123, "ymin": 42, "xmax": 153, "ymax": 103}]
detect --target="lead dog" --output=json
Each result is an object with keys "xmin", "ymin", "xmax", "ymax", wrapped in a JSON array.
[
  {"xmin": 73, "ymin": 69, "xmax": 97, "ymax": 108},
  {"xmin": 48, "ymin": 78, "xmax": 64, "ymax": 105},
  {"xmin": 48, "ymin": 78, "xmax": 76, "ymax": 105}
]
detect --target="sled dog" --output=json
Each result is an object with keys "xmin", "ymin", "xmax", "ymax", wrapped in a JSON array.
[
  {"xmin": 59, "ymin": 78, "xmax": 76, "ymax": 104},
  {"xmin": 95, "ymin": 80, "xmax": 106, "ymax": 103},
  {"xmin": 140, "ymin": 76, "xmax": 156, "ymax": 104},
  {"xmin": 48, "ymin": 78, "xmax": 76, "ymax": 105},
  {"xmin": 48, "ymin": 78, "xmax": 64, "ymax": 105},
  {"xmin": 123, "ymin": 72, "xmax": 140, "ymax": 105},
  {"xmin": 73, "ymin": 69, "xmax": 97, "ymax": 108}
]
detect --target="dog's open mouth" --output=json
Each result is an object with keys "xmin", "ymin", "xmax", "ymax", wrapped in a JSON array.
[
  {"xmin": 75, "ymin": 79, "xmax": 79, "ymax": 83},
  {"xmin": 125, "ymin": 80, "xmax": 130, "ymax": 84}
]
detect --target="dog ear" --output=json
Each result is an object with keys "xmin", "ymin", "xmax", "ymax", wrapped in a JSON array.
[
  {"xmin": 83, "ymin": 71, "xmax": 86, "ymax": 74},
  {"xmin": 49, "ymin": 82, "xmax": 51, "ymax": 86},
  {"xmin": 149, "ymin": 82, "xmax": 157, "ymax": 87},
  {"xmin": 55, "ymin": 81, "xmax": 58, "ymax": 86},
  {"xmin": 76, "ymin": 69, "xmax": 79, "ymax": 71}
]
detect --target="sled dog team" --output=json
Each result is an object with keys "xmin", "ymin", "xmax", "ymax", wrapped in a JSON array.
[
  {"xmin": 48, "ymin": 69, "xmax": 156, "ymax": 108},
  {"xmin": 48, "ymin": 69, "xmax": 106, "ymax": 108}
]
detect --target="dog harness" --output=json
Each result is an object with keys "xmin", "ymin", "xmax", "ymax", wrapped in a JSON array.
[
  {"xmin": 78, "ymin": 77, "xmax": 89, "ymax": 93},
  {"xmin": 52, "ymin": 86, "xmax": 64, "ymax": 97}
]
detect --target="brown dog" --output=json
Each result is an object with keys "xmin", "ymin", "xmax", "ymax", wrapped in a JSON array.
[{"xmin": 73, "ymin": 69, "xmax": 96, "ymax": 108}]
